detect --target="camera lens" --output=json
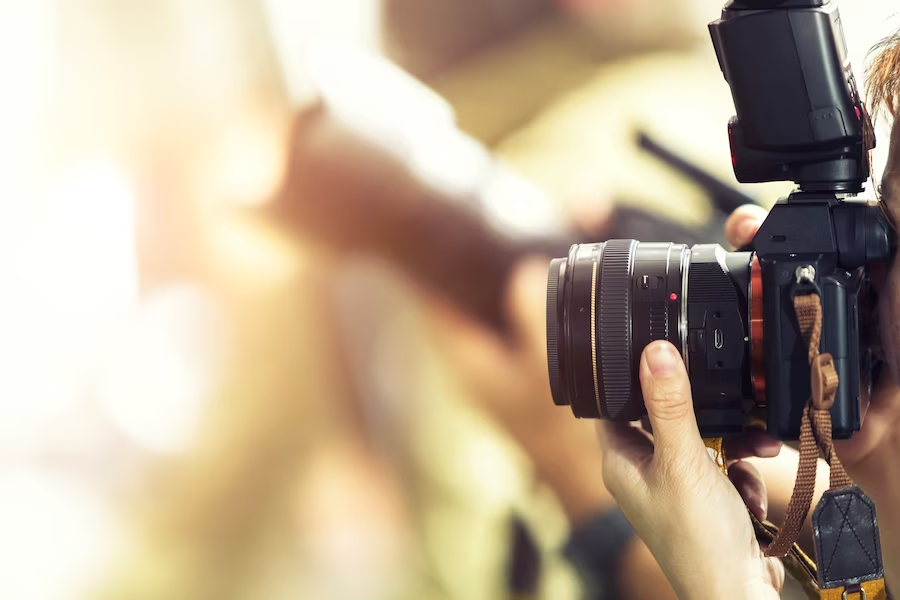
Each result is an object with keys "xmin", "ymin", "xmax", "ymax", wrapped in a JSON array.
[{"xmin": 546, "ymin": 240, "xmax": 756, "ymax": 437}]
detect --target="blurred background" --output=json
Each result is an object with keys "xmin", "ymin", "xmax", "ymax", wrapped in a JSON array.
[{"xmin": 0, "ymin": 1, "xmax": 898, "ymax": 599}]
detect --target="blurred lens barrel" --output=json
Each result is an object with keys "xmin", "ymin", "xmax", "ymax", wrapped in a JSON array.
[
  {"xmin": 547, "ymin": 241, "xmax": 689, "ymax": 421},
  {"xmin": 547, "ymin": 240, "xmax": 755, "ymax": 437}
]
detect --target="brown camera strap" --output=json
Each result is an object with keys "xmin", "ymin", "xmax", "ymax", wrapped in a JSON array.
[
  {"xmin": 745, "ymin": 291, "xmax": 887, "ymax": 599},
  {"xmin": 765, "ymin": 293, "xmax": 853, "ymax": 557},
  {"xmin": 702, "ymin": 291, "xmax": 829, "ymax": 597}
]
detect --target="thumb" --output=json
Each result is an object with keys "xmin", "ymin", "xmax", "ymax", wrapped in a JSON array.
[{"xmin": 640, "ymin": 341, "xmax": 706, "ymax": 464}]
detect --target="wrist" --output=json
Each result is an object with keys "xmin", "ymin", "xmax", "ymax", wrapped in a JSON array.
[{"xmin": 645, "ymin": 538, "xmax": 780, "ymax": 600}]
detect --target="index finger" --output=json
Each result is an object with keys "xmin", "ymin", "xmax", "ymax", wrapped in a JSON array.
[{"xmin": 725, "ymin": 204, "xmax": 768, "ymax": 248}]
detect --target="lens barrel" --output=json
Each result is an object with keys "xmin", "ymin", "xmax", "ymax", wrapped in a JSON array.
[{"xmin": 546, "ymin": 240, "xmax": 755, "ymax": 437}]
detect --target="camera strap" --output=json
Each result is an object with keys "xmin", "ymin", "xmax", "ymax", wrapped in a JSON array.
[{"xmin": 760, "ymin": 290, "xmax": 887, "ymax": 599}]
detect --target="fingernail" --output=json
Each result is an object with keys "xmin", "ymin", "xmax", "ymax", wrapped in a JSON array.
[
  {"xmin": 646, "ymin": 342, "xmax": 679, "ymax": 377},
  {"xmin": 752, "ymin": 493, "xmax": 769, "ymax": 522},
  {"xmin": 757, "ymin": 440, "xmax": 783, "ymax": 458}
]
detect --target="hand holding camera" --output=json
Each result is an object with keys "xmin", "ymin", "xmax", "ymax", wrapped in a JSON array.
[{"xmin": 599, "ymin": 340, "xmax": 785, "ymax": 599}]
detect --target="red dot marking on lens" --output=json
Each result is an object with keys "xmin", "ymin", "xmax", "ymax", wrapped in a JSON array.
[{"xmin": 670, "ymin": 293, "xmax": 679, "ymax": 301}]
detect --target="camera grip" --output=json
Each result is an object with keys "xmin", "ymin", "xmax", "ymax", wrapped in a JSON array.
[{"xmin": 762, "ymin": 262, "xmax": 861, "ymax": 440}]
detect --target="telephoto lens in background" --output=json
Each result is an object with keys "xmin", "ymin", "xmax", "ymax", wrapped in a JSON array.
[{"xmin": 546, "ymin": 240, "xmax": 759, "ymax": 438}]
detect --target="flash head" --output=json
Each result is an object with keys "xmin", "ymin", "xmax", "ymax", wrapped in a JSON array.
[{"xmin": 710, "ymin": 0, "xmax": 873, "ymax": 192}]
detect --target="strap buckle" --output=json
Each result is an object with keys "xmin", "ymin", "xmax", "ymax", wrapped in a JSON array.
[
  {"xmin": 789, "ymin": 264, "xmax": 822, "ymax": 301},
  {"xmin": 842, "ymin": 588, "xmax": 867, "ymax": 600},
  {"xmin": 796, "ymin": 265, "xmax": 817, "ymax": 284}
]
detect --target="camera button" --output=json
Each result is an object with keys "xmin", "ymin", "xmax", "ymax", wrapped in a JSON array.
[{"xmin": 689, "ymin": 329, "xmax": 705, "ymax": 353}]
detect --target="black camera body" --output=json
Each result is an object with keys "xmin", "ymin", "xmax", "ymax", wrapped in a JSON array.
[
  {"xmin": 754, "ymin": 194, "xmax": 891, "ymax": 440},
  {"xmin": 545, "ymin": 0, "xmax": 896, "ymax": 440}
]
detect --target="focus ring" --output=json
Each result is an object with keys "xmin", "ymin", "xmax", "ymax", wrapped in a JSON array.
[
  {"xmin": 599, "ymin": 240, "xmax": 637, "ymax": 420},
  {"xmin": 546, "ymin": 259, "xmax": 565, "ymax": 406}
]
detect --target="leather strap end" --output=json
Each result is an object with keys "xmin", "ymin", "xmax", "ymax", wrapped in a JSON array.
[{"xmin": 818, "ymin": 578, "xmax": 887, "ymax": 599}]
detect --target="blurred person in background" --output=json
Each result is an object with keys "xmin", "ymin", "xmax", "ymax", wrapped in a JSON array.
[
  {"xmin": 276, "ymin": 39, "xmax": 809, "ymax": 600},
  {"xmin": 99, "ymin": 2, "xmax": 900, "ymax": 599},
  {"xmin": 1, "ymin": 2, "xmax": 421, "ymax": 599},
  {"xmin": 324, "ymin": 3, "xmax": 897, "ymax": 599},
  {"xmin": 1, "ymin": 1, "xmax": 895, "ymax": 599}
]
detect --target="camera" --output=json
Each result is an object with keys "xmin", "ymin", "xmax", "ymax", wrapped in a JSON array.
[{"xmin": 545, "ymin": 0, "xmax": 896, "ymax": 440}]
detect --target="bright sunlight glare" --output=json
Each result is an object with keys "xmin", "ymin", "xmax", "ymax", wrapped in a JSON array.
[{"xmin": 0, "ymin": 160, "xmax": 138, "ymax": 452}]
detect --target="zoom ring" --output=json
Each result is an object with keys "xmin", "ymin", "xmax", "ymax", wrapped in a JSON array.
[{"xmin": 599, "ymin": 240, "xmax": 637, "ymax": 420}]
